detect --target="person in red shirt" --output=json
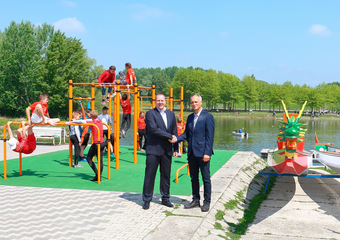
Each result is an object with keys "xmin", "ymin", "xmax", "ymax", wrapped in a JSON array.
[
  {"xmin": 120, "ymin": 86, "xmax": 132, "ymax": 138},
  {"xmin": 7, "ymin": 121, "xmax": 36, "ymax": 155},
  {"xmin": 176, "ymin": 115, "xmax": 186, "ymax": 157},
  {"xmin": 124, "ymin": 62, "xmax": 137, "ymax": 86},
  {"xmin": 67, "ymin": 110, "xmax": 106, "ymax": 181},
  {"xmin": 26, "ymin": 93, "xmax": 60, "ymax": 126},
  {"xmin": 98, "ymin": 66, "xmax": 116, "ymax": 105},
  {"xmin": 137, "ymin": 111, "xmax": 147, "ymax": 151}
]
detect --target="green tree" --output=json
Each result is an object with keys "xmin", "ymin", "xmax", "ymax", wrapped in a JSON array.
[
  {"xmin": 307, "ymin": 88, "xmax": 323, "ymax": 111},
  {"xmin": 0, "ymin": 21, "xmax": 44, "ymax": 117},
  {"xmin": 255, "ymin": 80, "xmax": 269, "ymax": 110},
  {"xmin": 267, "ymin": 83, "xmax": 281, "ymax": 111},
  {"xmin": 140, "ymin": 74, "xmax": 152, "ymax": 96},
  {"xmin": 200, "ymin": 69, "xmax": 219, "ymax": 108},
  {"xmin": 171, "ymin": 68, "xmax": 201, "ymax": 109},
  {"xmin": 317, "ymin": 82, "xmax": 340, "ymax": 111},
  {"xmin": 42, "ymin": 30, "xmax": 91, "ymax": 117},
  {"xmin": 151, "ymin": 71, "xmax": 171, "ymax": 94},
  {"xmin": 242, "ymin": 75, "xmax": 258, "ymax": 110}
]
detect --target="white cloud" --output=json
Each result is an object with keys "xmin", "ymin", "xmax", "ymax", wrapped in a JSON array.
[
  {"xmin": 129, "ymin": 4, "xmax": 173, "ymax": 21},
  {"xmin": 53, "ymin": 17, "xmax": 86, "ymax": 34},
  {"xmin": 309, "ymin": 24, "xmax": 331, "ymax": 36},
  {"xmin": 247, "ymin": 67, "xmax": 259, "ymax": 71},
  {"xmin": 61, "ymin": 0, "xmax": 77, "ymax": 7}
]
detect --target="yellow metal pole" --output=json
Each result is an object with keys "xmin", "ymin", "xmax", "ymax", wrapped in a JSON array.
[
  {"xmin": 170, "ymin": 88, "xmax": 173, "ymax": 111},
  {"xmin": 152, "ymin": 85, "xmax": 156, "ymax": 108},
  {"xmin": 91, "ymin": 82, "xmax": 95, "ymax": 160},
  {"xmin": 108, "ymin": 93, "xmax": 112, "ymax": 178},
  {"xmin": 140, "ymin": 97, "xmax": 143, "ymax": 112},
  {"xmin": 91, "ymin": 83, "xmax": 95, "ymax": 110},
  {"xmin": 69, "ymin": 80, "xmax": 73, "ymax": 167},
  {"xmin": 176, "ymin": 163, "xmax": 189, "ymax": 183},
  {"xmin": 180, "ymin": 86, "xmax": 184, "ymax": 155},
  {"xmin": 180, "ymin": 86, "xmax": 184, "ymax": 120},
  {"xmin": 134, "ymin": 83, "xmax": 138, "ymax": 164},
  {"xmin": 97, "ymin": 140, "xmax": 101, "ymax": 184},
  {"xmin": 114, "ymin": 91, "xmax": 117, "ymax": 157},
  {"xmin": 19, "ymin": 122, "xmax": 22, "ymax": 175},
  {"xmin": 3, "ymin": 124, "xmax": 7, "ymax": 179},
  {"xmin": 115, "ymin": 80, "xmax": 120, "ymax": 169},
  {"xmin": 103, "ymin": 123, "xmax": 111, "ymax": 180},
  {"xmin": 19, "ymin": 153, "xmax": 22, "ymax": 175}
]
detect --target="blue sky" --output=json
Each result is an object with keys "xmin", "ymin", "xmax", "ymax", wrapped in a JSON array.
[{"xmin": 1, "ymin": 0, "xmax": 339, "ymax": 86}]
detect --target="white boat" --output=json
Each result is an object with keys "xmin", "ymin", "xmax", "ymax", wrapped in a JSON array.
[
  {"xmin": 314, "ymin": 148, "xmax": 340, "ymax": 174},
  {"xmin": 232, "ymin": 132, "xmax": 248, "ymax": 137}
]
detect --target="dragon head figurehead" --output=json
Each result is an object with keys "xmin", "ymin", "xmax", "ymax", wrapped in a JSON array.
[{"xmin": 278, "ymin": 100, "xmax": 307, "ymax": 158}]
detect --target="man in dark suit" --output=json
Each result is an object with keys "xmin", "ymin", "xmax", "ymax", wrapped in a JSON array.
[
  {"xmin": 173, "ymin": 94, "xmax": 215, "ymax": 212},
  {"xmin": 142, "ymin": 93, "xmax": 178, "ymax": 210}
]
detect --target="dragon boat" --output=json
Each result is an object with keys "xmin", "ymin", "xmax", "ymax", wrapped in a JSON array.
[
  {"xmin": 314, "ymin": 136, "xmax": 340, "ymax": 174},
  {"xmin": 267, "ymin": 101, "xmax": 313, "ymax": 175}
]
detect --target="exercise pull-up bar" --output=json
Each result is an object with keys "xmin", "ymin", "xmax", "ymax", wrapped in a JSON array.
[{"xmin": 3, "ymin": 122, "xmax": 108, "ymax": 184}]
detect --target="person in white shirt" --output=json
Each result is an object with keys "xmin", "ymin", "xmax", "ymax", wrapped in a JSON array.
[{"xmin": 98, "ymin": 106, "xmax": 112, "ymax": 153}]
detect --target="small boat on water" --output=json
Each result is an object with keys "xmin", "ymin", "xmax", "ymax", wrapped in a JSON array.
[
  {"xmin": 232, "ymin": 129, "xmax": 248, "ymax": 137},
  {"xmin": 232, "ymin": 132, "xmax": 248, "ymax": 137},
  {"xmin": 314, "ymin": 144, "xmax": 340, "ymax": 174}
]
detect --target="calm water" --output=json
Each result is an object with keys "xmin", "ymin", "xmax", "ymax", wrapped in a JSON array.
[{"xmin": 120, "ymin": 116, "xmax": 340, "ymax": 155}]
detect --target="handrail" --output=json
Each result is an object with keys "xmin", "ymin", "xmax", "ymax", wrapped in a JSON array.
[
  {"xmin": 175, "ymin": 163, "xmax": 189, "ymax": 183},
  {"xmin": 3, "ymin": 121, "xmax": 105, "ymax": 184}
]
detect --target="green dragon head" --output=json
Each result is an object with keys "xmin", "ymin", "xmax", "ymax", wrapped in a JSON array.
[{"xmin": 278, "ymin": 101, "xmax": 307, "ymax": 143}]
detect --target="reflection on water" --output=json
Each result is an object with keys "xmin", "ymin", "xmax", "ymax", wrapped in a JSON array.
[{"xmin": 119, "ymin": 115, "xmax": 340, "ymax": 155}]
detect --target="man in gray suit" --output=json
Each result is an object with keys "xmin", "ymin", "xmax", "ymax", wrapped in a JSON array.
[{"xmin": 172, "ymin": 94, "xmax": 215, "ymax": 212}]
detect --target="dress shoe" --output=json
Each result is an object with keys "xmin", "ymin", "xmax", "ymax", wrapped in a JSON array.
[
  {"xmin": 201, "ymin": 202, "xmax": 210, "ymax": 212},
  {"xmin": 142, "ymin": 201, "xmax": 150, "ymax": 210},
  {"xmin": 161, "ymin": 200, "xmax": 174, "ymax": 208},
  {"xmin": 184, "ymin": 200, "xmax": 200, "ymax": 209}
]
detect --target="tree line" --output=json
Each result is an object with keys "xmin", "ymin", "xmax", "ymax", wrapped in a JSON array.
[{"xmin": 1, "ymin": 21, "xmax": 340, "ymax": 118}]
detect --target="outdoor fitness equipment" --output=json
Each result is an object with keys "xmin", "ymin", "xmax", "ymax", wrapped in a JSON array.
[
  {"xmin": 69, "ymin": 80, "xmax": 184, "ymax": 168},
  {"xmin": 2, "ymin": 121, "xmax": 108, "ymax": 184}
]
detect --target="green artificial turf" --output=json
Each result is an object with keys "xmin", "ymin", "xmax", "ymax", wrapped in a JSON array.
[{"xmin": 0, "ymin": 146, "xmax": 236, "ymax": 196}]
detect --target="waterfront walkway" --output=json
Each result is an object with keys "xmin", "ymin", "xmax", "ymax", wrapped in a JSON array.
[{"xmin": 1, "ymin": 143, "xmax": 340, "ymax": 239}]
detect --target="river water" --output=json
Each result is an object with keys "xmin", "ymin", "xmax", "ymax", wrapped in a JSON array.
[{"xmin": 120, "ymin": 116, "xmax": 340, "ymax": 155}]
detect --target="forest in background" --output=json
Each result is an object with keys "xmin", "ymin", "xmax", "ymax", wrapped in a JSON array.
[{"xmin": 1, "ymin": 21, "xmax": 340, "ymax": 118}]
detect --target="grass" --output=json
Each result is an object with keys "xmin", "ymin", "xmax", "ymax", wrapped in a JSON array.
[
  {"xmin": 163, "ymin": 210, "xmax": 203, "ymax": 218},
  {"xmin": 0, "ymin": 146, "xmax": 236, "ymax": 196},
  {"xmin": 212, "ymin": 174, "xmax": 277, "ymax": 240},
  {"xmin": 227, "ymin": 175, "xmax": 277, "ymax": 238},
  {"xmin": 215, "ymin": 210, "xmax": 225, "ymax": 221}
]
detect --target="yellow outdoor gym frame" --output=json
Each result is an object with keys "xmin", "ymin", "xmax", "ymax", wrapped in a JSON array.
[
  {"xmin": 3, "ymin": 121, "xmax": 107, "ymax": 184},
  {"xmin": 69, "ymin": 80, "xmax": 184, "ymax": 167}
]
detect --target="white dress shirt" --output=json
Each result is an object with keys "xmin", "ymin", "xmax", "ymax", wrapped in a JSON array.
[
  {"xmin": 157, "ymin": 107, "xmax": 168, "ymax": 129},
  {"xmin": 194, "ymin": 108, "xmax": 203, "ymax": 128}
]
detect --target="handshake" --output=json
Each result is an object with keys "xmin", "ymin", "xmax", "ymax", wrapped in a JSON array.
[{"xmin": 168, "ymin": 135, "xmax": 177, "ymax": 143}]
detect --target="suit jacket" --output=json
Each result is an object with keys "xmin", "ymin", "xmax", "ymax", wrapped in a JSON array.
[
  {"xmin": 177, "ymin": 109, "xmax": 214, "ymax": 157},
  {"xmin": 145, "ymin": 108, "xmax": 178, "ymax": 156}
]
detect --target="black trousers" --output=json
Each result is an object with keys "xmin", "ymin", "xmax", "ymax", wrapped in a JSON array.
[
  {"xmin": 110, "ymin": 133, "xmax": 115, "ymax": 150},
  {"xmin": 138, "ymin": 129, "xmax": 147, "ymax": 149},
  {"xmin": 103, "ymin": 130, "xmax": 109, "ymax": 151},
  {"xmin": 120, "ymin": 113, "xmax": 131, "ymax": 132},
  {"xmin": 142, "ymin": 154, "xmax": 172, "ymax": 202},
  {"xmin": 70, "ymin": 135, "xmax": 80, "ymax": 165},
  {"xmin": 82, "ymin": 133, "xmax": 90, "ymax": 147},
  {"xmin": 86, "ymin": 142, "xmax": 106, "ymax": 177},
  {"xmin": 188, "ymin": 153, "xmax": 211, "ymax": 204}
]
